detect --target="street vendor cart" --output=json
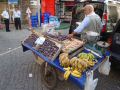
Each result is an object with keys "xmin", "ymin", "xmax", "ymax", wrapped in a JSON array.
[{"xmin": 22, "ymin": 30, "xmax": 110, "ymax": 90}]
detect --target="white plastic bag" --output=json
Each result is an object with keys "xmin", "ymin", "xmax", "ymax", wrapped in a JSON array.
[
  {"xmin": 98, "ymin": 56, "xmax": 111, "ymax": 75},
  {"xmin": 84, "ymin": 71, "xmax": 98, "ymax": 90}
]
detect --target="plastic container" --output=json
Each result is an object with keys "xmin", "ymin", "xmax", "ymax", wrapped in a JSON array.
[
  {"xmin": 44, "ymin": 12, "xmax": 50, "ymax": 24},
  {"xmin": 49, "ymin": 16, "xmax": 60, "ymax": 28},
  {"xmin": 55, "ymin": 23, "xmax": 70, "ymax": 35},
  {"xmin": 31, "ymin": 15, "xmax": 38, "ymax": 27}
]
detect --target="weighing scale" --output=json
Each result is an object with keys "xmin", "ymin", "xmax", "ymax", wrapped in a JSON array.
[
  {"xmin": 85, "ymin": 41, "xmax": 110, "ymax": 57},
  {"xmin": 81, "ymin": 31, "xmax": 110, "ymax": 57}
]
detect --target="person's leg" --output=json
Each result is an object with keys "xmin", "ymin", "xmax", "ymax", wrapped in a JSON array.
[
  {"xmin": 29, "ymin": 18, "xmax": 32, "ymax": 29},
  {"xmin": 16, "ymin": 18, "xmax": 19, "ymax": 30},
  {"xmin": 4, "ymin": 19, "xmax": 10, "ymax": 32},
  {"xmin": 15, "ymin": 18, "xmax": 18, "ymax": 30},
  {"xmin": 6, "ymin": 19, "xmax": 10, "ymax": 31},
  {"xmin": 18, "ymin": 18, "xmax": 21, "ymax": 30},
  {"xmin": 4, "ymin": 19, "xmax": 7, "ymax": 31}
]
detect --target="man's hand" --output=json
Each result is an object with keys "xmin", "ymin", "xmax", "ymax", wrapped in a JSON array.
[
  {"xmin": 68, "ymin": 32, "xmax": 77, "ymax": 40},
  {"xmin": 68, "ymin": 34, "xmax": 74, "ymax": 39}
]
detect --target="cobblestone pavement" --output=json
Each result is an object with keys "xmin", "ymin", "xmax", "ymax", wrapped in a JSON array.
[{"xmin": 0, "ymin": 29, "xmax": 120, "ymax": 90}]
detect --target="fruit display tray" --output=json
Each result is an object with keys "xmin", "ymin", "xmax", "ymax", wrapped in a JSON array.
[
  {"xmin": 35, "ymin": 38, "xmax": 63, "ymax": 61},
  {"xmin": 23, "ymin": 32, "xmax": 63, "ymax": 61},
  {"xmin": 23, "ymin": 33, "xmax": 39, "ymax": 47},
  {"xmin": 44, "ymin": 33, "xmax": 68, "ymax": 44},
  {"xmin": 44, "ymin": 33, "xmax": 85, "ymax": 54},
  {"xmin": 62, "ymin": 38, "xmax": 84, "ymax": 54}
]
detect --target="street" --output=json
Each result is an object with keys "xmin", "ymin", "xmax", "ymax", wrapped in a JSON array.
[{"xmin": 0, "ymin": 29, "xmax": 120, "ymax": 90}]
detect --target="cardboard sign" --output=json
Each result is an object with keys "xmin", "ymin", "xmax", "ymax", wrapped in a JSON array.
[{"xmin": 35, "ymin": 37, "xmax": 45, "ymax": 45}]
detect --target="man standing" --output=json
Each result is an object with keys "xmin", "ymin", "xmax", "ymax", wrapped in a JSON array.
[
  {"xmin": 68, "ymin": 5, "xmax": 102, "ymax": 38},
  {"xmin": 26, "ymin": 7, "xmax": 32, "ymax": 30},
  {"xmin": 1, "ymin": 8, "xmax": 10, "ymax": 32},
  {"xmin": 13, "ymin": 7, "xmax": 21, "ymax": 30}
]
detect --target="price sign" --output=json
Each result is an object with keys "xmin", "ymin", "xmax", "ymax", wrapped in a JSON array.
[{"xmin": 35, "ymin": 37, "xmax": 46, "ymax": 45}]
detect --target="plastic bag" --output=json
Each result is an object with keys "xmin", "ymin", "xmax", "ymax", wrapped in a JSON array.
[
  {"xmin": 84, "ymin": 71, "xmax": 98, "ymax": 90},
  {"xmin": 98, "ymin": 56, "xmax": 111, "ymax": 75}
]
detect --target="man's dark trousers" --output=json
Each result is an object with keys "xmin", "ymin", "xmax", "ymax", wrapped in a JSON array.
[
  {"xmin": 4, "ymin": 19, "xmax": 10, "ymax": 32},
  {"xmin": 14, "ymin": 18, "xmax": 21, "ymax": 30}
]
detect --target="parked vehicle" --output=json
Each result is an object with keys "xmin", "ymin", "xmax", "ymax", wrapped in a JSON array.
[
  {"xmin": 69, "ymin": 0, "xmax": 120, "ymax": 41},
  {"xmin": 69, "ymin": 0, "xmax": 120, "ymax": 64},
  {"xmin": 108, "ymin": 19, "xmax": 120, "ymax": 63}
]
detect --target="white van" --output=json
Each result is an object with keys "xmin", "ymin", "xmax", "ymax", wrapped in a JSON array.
[{"xmin": 69, "ymin": 0, "xmax": 120, "ymax": 41}]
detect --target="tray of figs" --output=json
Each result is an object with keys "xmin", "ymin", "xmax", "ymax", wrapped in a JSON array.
[
  {"xmin": 23, "ymin": 33, "xmax": 39, "ymax": 47},
  {"xmin": 44, "ymin": 32, "xmax": 69, "ymax": 43},
  {"xmin": 34, "ymin": 38, "xmax": 63, "ymax": 61},
  {"xmin": 23, "ymin": 33, "xmax": 62, "ymax": 61},
  {"xmin": 23, "ymin": 30, "xmax": 44, "ymax": 47},
  {"xmin": 44, "ymin": 33, "xmax": 85, "ymax": 53}
]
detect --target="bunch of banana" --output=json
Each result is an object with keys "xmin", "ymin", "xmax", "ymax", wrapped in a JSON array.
[
  {"xmin": 78, "ymin": 59, "xmax": 88, "ymax": 68},
  {"xmin": 63, "ymin": 67, "xmax": 72, "ymax": 80},
  {"xmin": 71, "ymin": 69, "xmax": 82, "ymax": 78},
  {"xmin": 77, "ymin": 59, "xmax": 88, "ymax": 72},
  {"xmin": 77, "ymin": 64, "xmax": 83, "ymax": 72},
  {"xmin": 78, "ymin": 53, "xmax": 89, "ymax": 60},
  {"xmin": 79, "ymin": 58, "xmax": 95, "ymax": 67},
  {"xmin": 78, "ymin": 52, "xmax": 95, "ymax": 61},
  {"xmin": 87, "ymin": 53, "xmax": 95, "ymax": 61},
  {"xmin": 70, "ymin": 57, "xmax": 88, "ymax": 73},
  {"xmin": 64, "ymin": 67, "xmax": 82, "ymax": 79},
  {"xmin": 59, "ymin": 53, "xmax": 68, "ymax": 60},
  {"xmin": 70, "ymin": 57, "xmax": 79, "ymax": 69},
  {"xmin": 64, "ymin": 70, "xmax": 71, "ymax": 80},
  {"xmin": 63, "ymin": 67, "xmax": 71, "ymax": 71},
  {"xmin": 70, "ymin": 57, "xmax": 77, "ymax": 65},
  {"xmin": 59, "ymin": 53, "xmax": 70, "ymax": 67},
  {"xmin": 87, "ymin": 60, "xmax": 95, "ymax": 66}
]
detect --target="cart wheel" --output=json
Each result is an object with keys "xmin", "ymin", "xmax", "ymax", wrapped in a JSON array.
[{"xmin": 41, "ymin": 62, "xmax": 57, "ymax": 90}]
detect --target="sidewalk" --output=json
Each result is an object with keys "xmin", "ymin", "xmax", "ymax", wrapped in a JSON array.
[
  {"xmin": 0, "ymin": 29, "xmax": 80, "ymax": 90},
  {"xmin": 0, "ymin": 24, "xmax": 30, "ymax": 32}
]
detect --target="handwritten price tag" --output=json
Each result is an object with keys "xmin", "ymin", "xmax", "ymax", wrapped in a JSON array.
[{"xmin": 35, "ymin": 37, "xmax": 45, "ymax": 45}]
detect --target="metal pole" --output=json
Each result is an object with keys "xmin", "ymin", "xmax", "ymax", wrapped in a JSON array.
[{"xmin": 37, "ymin": 0, "xmax": 41, "ymax": 27}]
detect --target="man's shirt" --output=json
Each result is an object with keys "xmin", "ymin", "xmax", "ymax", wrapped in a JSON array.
[
  {"xmin": 1, "ymin": 10, "xmax": 9, "ymax": 19},
  {"xmin": 74, "ymin": 12, "xmax": 102, "ymax": 33},
  {"xmin": 13, "ymin": 10, "xmax": 21, "ymax": 18}
]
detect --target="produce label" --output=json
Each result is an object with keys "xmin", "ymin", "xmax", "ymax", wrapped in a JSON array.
[{"xmin": 35, "ymin": 37, "xmax": 46, "ymax": 45}]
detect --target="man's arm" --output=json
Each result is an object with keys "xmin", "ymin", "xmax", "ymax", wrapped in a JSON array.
[
  {"xmin": 68, "ymin": 16, "xmax": 90, "ymax": 39},
  {"xmin": 74, "ymin": 16, "xmax": 90, "ymax": 33},
  {"xmin": 1, "ymin": 11, "xmax": 4, "ymax": 18}
]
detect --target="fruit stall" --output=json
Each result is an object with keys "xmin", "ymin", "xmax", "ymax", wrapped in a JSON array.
[{"xmin": 22, "ymin": 30, "xmax": 110, "ymax": 89}]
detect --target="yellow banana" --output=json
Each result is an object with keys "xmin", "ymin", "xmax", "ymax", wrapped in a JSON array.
[
  {"xmin": 72, "ymin": 70, "xmax": 81, "ymax": 75},
  {"xmin": 64, "ymin": 71, "xmax": 71, "ymax": 80},
  {"xmin": 88, "ymin": 61, "xmax": 95, "ymax": 66},
  {"xmin": 88, "ymin": 53, "xmax": 95, "ymax": 60},
  {"xmin": 78, "ymin": 53, "xmax": 86, "ymax": 58},
  {"xmin": 71, "ymin": 72, "xmax": 81, "ymax": 78},
  {"xmin": 64, "ymin": 67, "xmax": 70, "ymax": 71}
]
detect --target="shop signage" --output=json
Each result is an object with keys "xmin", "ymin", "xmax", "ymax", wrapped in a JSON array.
[
  {"xmin": 8, "ymin": 0, "xmax": 18, "ymax": 4},
  {"xmin": 30, "ymin": 0, "xmax": 37, "ymax": 5}
]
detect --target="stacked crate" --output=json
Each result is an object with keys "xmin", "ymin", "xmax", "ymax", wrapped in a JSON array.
[{"xmin": 31, "ymin": 15, "xmax": 38, "ymax": 27}]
